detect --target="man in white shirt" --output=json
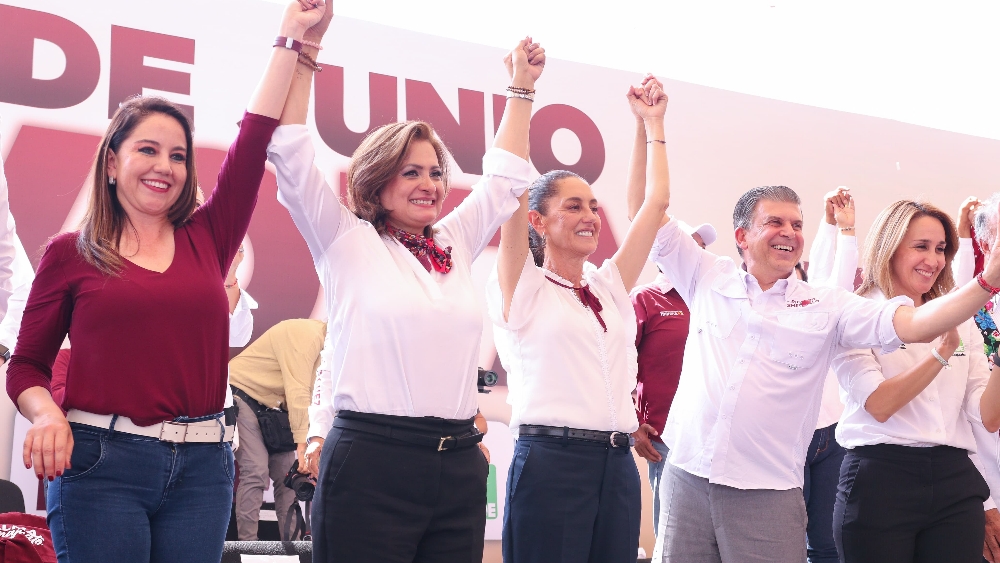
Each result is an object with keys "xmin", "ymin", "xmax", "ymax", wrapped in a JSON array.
[{"xmin": 648, "ymin": 185, "xmax": 1000, "ymax": 563}]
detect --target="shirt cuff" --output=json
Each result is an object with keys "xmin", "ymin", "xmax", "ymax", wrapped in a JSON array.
[
  {"xmin": 837, "ymin": 232, "xmax": 858, "ymax": 246},
  {"xmin": 482, "ymin": 147, "xmax": 533, "ymax": 194},
  {"xmin": 819, "ymin": 221, "xmax": 838, "ymax": 237},
  {"xmin": 649, "ymin": 219, "xmax": 682, "ymax": 262},
  {"xmin": 877, "ymin": 295, "xmax": 914, "ymax": 354},
  {"xmin": 987, "ymin": 497, "xmax": 997, "ymax": 511},
  {"xmin": 960, "ymin": 237, "xmax": 974, "ymax": 248},
  {"xmin": 846, "ymin": 362, "xmax": 886, "ymax": 408}
]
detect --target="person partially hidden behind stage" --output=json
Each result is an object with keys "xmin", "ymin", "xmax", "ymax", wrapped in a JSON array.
[
  {"xmin": 488, "ymin": 74, "xmax": 670, "ymax": 562},
  {"xmin": 265, "ymin": 3, "xmax": 545, "ymax": 557},
  {"xmin": 229, "ymin": 318, "xmax": 326, "ymax": 541},
  {"xmin": 645, "ymin": 181, "xmax": 1000, "ymax": 563},
  {"xmin": 4, "ymin": 2, "xmax": 328, "ymax": 561},
  {"xmin": 831, "ymin": 199, "xmax": 1000, "ymax": 563}
]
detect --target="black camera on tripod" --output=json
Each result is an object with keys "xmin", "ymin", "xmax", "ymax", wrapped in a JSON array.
[{"xmin": 478, "ymin": 367, "xmax": 498, "ymax": 394}]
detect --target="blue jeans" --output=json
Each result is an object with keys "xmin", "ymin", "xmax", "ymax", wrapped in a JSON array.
[
  {"xmin": 48, "ymin": 419, "xmax": 235, "ymax": 563},
  {"xmin": 803, "ymin": 423, "xmax": 845, "ymax": 563},
  {"xmin": 645, "ymin": 440, "xmax": 670, "ymax": 536}
]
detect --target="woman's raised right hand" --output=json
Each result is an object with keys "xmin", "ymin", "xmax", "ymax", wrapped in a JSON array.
[
  {"xmin": 23, "ymin": 403, "xmax": 73, "ymax": 481},
  {"xmin": 504, "ymin": 37, "xmax": 546, "ymax": 87}
]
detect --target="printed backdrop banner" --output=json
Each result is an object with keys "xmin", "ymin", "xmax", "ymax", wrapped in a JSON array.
[{"xmin": 2, "ymin": 0, "xmax": 1000, "ymax": 536}]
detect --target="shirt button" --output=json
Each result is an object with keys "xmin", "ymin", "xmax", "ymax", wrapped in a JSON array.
[
  {"xmin": 740, "ymin": 359, "xmax": 745, "ymax": 364},
  {"xmin": 722, "ymin": 414, "xmax": 728, "ymax": 420},
  {"xmin": 729, "ymin": 385, "xmax": 735, "ymax": 390},
  {"xmin": 750, "ymin": 335, "xmax": 757, "ymax": 340}
]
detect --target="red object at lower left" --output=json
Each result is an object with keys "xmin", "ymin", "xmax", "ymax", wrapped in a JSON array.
[{"xmin": 0, "ymin": 513, "xmax": 56, "ymax": 563}]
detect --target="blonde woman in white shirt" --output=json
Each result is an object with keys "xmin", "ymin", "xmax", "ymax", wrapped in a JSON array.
[
  {"xmin": 832, "ymin": 200, "xmax": 1000, "ymax": 563},
  {"xmin": 487, "ymin": 75, "xmax": 670, "ymax": 562},
  {"xmin": 266, "ymin": 12, "xmax": 545, "ymax": 560}
]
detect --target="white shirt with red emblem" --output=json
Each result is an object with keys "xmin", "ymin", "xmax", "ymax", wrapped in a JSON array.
[{"xmin": 648, "ymin": 219, "xmax": 910, "ymax": 490}]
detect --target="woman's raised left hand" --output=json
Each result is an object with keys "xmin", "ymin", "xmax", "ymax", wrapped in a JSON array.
[
  {"xmin": 627, "ymin": 74, "xmax": 667, "ymax": 121},
  {"xmin": 281, "ymin": 0, "xmax": 328, "ymax": 39}
]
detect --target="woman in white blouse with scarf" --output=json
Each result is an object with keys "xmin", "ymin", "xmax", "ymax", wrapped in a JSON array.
[
  {"xmin": 266, "ymin": 12, "xmax": 547, "ymax": 562},
  {"xmin": 832, "ymin": 199, "xmax": 1000, "ymax": 563},
  {"xmin": 488, "ymin": 75, "xmax": 670, "ymax": 562}
]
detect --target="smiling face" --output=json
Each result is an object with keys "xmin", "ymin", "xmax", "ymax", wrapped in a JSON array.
[
  {"xmin": 736, "ymin": 199, "xmax": 804, "ymax": 284},
  {"xmin": 106, "ymin": 113, "xmax": 188, "ymax": 223},
  {"xmin": 890, "ymin": 215, "xmax": 948, "ymax": 303},
  {"xmin": 530, "ymin": 176, "xmax": 601, "ymax": 261},
  {"xmin": 378, "ymin": 139, "xmax": 445, "ymax": 235}
]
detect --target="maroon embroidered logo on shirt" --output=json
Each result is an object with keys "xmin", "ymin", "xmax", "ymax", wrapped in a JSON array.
[{"xmin": 787, "ymin": 298, "xmax": 820, "ymax": 308}]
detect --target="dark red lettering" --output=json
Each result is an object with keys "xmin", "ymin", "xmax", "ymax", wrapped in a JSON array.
[
  {"xmin": 529, "ymin": 104, "xmax": 605, "ymax": 184},
  {"xmin": 405, "ymin": 80, "xmax": 485, "ymax": 175},
  {"xmin": 314, "ymin": 65, "xmax": 397, "ymax": 157},
  {"xmin": 0, "ymin": 5, "xmax": 100, "ymax": 109},
  {"xmin": 109, "ymin": 26, "xmax": 194, "ymax": 119}
]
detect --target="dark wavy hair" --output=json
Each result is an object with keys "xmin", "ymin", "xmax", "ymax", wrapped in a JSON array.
[
  {"xmin": 527, "ymin": 170, "xmax": 583, "ymax": 266},
  {"xmin": 77, "ymin": 96, "xmax": 198, "ymax": 275}
]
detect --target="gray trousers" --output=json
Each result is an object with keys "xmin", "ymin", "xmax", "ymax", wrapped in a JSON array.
[
  {"xmin": 233, "ymin": 395, "xmax": 297, "ymax": 541},
  {"xmin": 652, "ymin": 464, "xmax": 807, "ymax": 563}
]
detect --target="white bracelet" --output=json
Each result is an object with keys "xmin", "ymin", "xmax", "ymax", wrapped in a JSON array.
[
  {"xmin": 506, "ymin": 91, "xmax": 534, "ymax": 102},
  {"xmin": 931, "ymin": 347, "xmax": 951, "ymax": 369}
]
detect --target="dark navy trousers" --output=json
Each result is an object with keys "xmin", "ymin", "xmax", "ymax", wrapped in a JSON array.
[{"xmin": 502, "ymin": 435, "xmax": 642, "ymax": 563}]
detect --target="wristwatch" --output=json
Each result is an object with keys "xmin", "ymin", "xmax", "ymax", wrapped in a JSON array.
[{"xmin": 0, "ymin": 343, "xmax": 10, "ymax": 364}]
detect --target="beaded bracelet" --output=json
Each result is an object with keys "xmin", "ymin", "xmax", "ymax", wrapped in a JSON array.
[
  {"xmin": 225, "ymin": 279, "xmax": 239, "ymax": 290},
  {"xmin": 507, "ymin": 91, "xmax": 534, "ymax": 102},
  {"xmin": 646, "ymin": 139, "xmax": 667, "ymax": 144},
  {"xmin": 297, "ymin": 51, "xmax": 323, "ymax": 72},
  {"xmin": 301, "ymin": 39, "xmax": 323, "ymax": 50},
  {"xmin": 507, "ymin": 85, "xmax": 536, "ymax": 94}
]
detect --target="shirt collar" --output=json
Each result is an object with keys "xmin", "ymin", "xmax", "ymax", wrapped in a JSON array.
[{"xmin": 653, "ymin": 272, "xmax": 675, "ymax": 294}]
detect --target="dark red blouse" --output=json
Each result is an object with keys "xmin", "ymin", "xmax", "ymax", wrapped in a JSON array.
[{"xmin": 6, "ymin": 112, "xmax": 278, "ymax": 426}]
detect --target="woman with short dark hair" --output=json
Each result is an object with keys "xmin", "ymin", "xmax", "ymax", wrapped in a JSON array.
[
  {"xmin": 6, "ymin": 2, "xmax": 327, "ymax": 561},
  {"xmin": 488, "ymin": 75, "xmax": 670, "ymax": 562}
]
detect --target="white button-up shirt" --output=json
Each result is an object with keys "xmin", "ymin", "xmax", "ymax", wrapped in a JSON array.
[
  {"xmin": 268, "ymin": 125, "xmax": 531, "ymax": 426},
  {"xmin": 0, "ymin": 231, "xmax": 34, "ymax": 351},
  {"xmin": 487, "ymin": 257, "xmax": 639, "ymax": 436},
  {"xmin": 228, "ymin": 289, "xmax": 258, "ymax": 348},
  {"xmin": 834, "ymin": 290, "xmax": 989, "ymax": 451},
  {"xmin": 650, "ymin": 219, "xmax": 909, "ymax": 490}
]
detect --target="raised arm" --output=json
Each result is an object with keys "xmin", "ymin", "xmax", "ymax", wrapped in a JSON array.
[
  {"xmin": 495, "ymin": 38, "xmax": 545, "ymax": 321},
  {"xmin": 624, "ymin": 78, "xmax": 652, "ymax": 221},
  {"xmin": 954, "ymin": 196, "xmax": 981, "ymax": 286},
  {"xmin": 611, "ymin": 77, "xmax": 670, "ymax": 292},
  {"xmin": 894, "ymin": 198, "xmax": 1000, "ymax": 342},
  {"xmin": 248, "ymin": 0, "xmax": 326, "ymax": 120},
  {"xmin": 199, "ymin": 1, "xmax": 327, "ymax": 272},
  {"xmin": 830, "ymin": 190, "xmax": 858, "ymax": 290}
]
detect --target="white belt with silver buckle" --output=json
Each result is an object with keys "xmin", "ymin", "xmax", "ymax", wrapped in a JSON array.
[{"xmin": 67, "ymin": 409, "xmax": 234, "ymax": 443}]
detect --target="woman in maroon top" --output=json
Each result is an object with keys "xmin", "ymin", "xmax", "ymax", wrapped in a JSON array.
[{"xmin": 5, "ymin": 2, "xmax": 328, "ymax": 562}]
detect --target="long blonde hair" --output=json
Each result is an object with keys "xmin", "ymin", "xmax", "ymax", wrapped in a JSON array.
[{"xmin": 857, "ymin": 200, "xmax": 957, "ymax": 302}]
